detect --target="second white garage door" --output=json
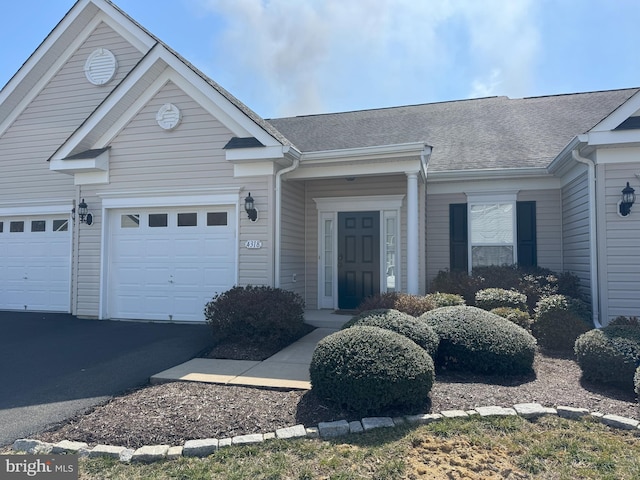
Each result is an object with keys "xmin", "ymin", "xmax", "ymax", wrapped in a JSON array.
[{"xmin": 108, "ymin": 206, "xmax": 236, "ymax": 322}]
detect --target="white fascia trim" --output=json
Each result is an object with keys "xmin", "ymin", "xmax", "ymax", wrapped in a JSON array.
[
  {"xmin": 428, "ymin": 167, "xmax": 550, "ymax": 182},
  {"xmin": 91, "ymin": 1, "xmax": 156, "ymax": 52},
  {"xmin": 466, "ymin": 192, "xmax": 519, "ymax": 203},
  {"xmin": 0, "ymin": 9, "xmax": 154, "ymax": 137},
  {"xmin": 0, "ymin": 202, "xmax": 73, "ymax": 216},
  {"xmin": 55, "ymin": 49, "xmax": 282, "ymax": 158},
  {"xmin": 287, "ymin": 158, "xmax": 423, "ymax": 180},
  {"xmin": 99, "ymin": 188, "xmax": 241, "ymax": 209},
  {"xmin": 226, "ymin": 145, "xmax": 287, "ymax": 161},
  {"xmin": 302, "ymin": 142, "xmax": 428, "ymax": 163},
  {"xmin": 314, "ymin": 195, "xmax": 405, "ymax": 213},
  {"xmin": 426, "ymin": 176, "xmax": 560, "ymax": 195},
  {"xmin": 591, "ymin": 90, "xmax": 640, "ymax": 132},
  {"xmin": 548, "ymin": 136, "xmax": 582, "ymax": 175},
  {"xmin": 581, "ymin": 130, "xmax": 640, "ymax": 147}
]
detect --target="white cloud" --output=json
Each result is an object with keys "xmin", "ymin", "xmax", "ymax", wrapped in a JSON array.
[{"xmin": 195, "ymin": 0, "xmax": 540, "ymax": 116}]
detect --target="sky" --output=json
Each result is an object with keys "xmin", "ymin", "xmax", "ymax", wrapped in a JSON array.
[{"xmin": 0, "ymin": 0, "xmax": 639, "ymax": 119}]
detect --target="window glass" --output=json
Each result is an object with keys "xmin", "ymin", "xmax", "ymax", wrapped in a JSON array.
[
  {"xmin": 323, "ymin": 219, "xmax": 333, "ymax": 297},
  {"xmin": 10, "ymin": 221, "xmax": 24, "ymax": 232},
  {"xmin": 470, "ymin": 204, "xmax": 513, "ymax": 244},
  {"xmin": 121, "ymin": 214, "xmax": 140, "ymax": 228},
  {"xmin": 149, "ymin": 213, "xmax": 168, "ymax": 227},
  {"xmin": 470, "ymin": 203, "xmax": 514, "ymax": 268},
  {"xmin": 31, "ymin": 220, "xmax": 46, "ymax": 232},
  {"xmin": 178, "ymin": 212, "xmax": 197, "ymax": 227},
  {"xmin": 385, "ymin": 216, "xmax": 396, "ymax": 291},
  {"xmin": 53, "ymin": 220, "xmax": 69, "ymax": 232},
  {"xmin": 207, "ymin": 212, "xmax": 227, "ymax": 226},
  {"xmin": 0, "ymin": 222, "xmax": 3, "ymax": 233}
]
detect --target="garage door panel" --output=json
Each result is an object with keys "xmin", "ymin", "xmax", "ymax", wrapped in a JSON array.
[
  {"xmin": 0, "ymin": 214, "xmax": 70, "ymax": 312},
  {"xmin": 109, "ymin": 207, "xmax": 236, "ymax": 322}
]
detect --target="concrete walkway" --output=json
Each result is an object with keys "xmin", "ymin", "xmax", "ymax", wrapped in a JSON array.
[{"xmin": 151, "ymin": 310, "xmax": 348, "ymax": 390}]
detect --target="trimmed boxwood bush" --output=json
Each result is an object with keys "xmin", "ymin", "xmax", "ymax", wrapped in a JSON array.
[
  {"xmin": 531, "ymin": 295, "xmax": 592, "ymax": 351},
  {"xmin": 575, "ymin": 325, "xmax": 640, "ymax": 391},
  {"xmin": 635, "ymin": 366, "xmax": 640, "ymax": 398},
  {"xmin": 310, "ymin": 326, "xmax": 435, "ymax": 415},
  {"xmin": 490, "ymin": 307, "xmax": 532, "ymax": 330},
  {"xmin": 429, "ymin": 266, "xmax": 584, "ymax": 313},
  {"xmin": 358, "ymin": 292, "xmax": 433, "ymax": 317},
  {"xmin": 204, "ymin": 285, "xmax": 305, "ymax": 346},
  {"xmin": 419, "ymin": 306, "xmax": 536, "ymax": 375},
  {"xmin": 475, "ymin": 288, "xmax": 528, "ymax": 311},
  {"xmin": 342, "ymin": 308, "xmax": 439, "ymax": 356},
  {"xmin": 425, "ymin": 292, "xmax": 465, "ymax": 308}
]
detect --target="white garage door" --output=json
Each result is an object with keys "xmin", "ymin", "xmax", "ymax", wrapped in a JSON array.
[
  {"xmin": 108, "ymin": 206, "xmax": 236, "ymax": 322},
  {"xmin": 0, "ymin": 215, "xmax": 71, "ymax": 312}
]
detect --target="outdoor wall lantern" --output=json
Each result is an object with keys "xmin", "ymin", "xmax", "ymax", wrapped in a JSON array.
[
  {"xmin": 244, "ymin": 192, "xmax": 258, "ymax": 221},
  {"xmin": 72, "ymin": 198, "xmax": 93, "ymax": 225},
  {"xmin": 619, "ymin": 182, "xmax": 636, "ymax": 217}
]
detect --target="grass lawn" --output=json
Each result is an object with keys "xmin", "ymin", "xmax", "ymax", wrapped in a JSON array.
[{"xmin": 78, "ymin": 416, "xmax": 640, "ymax": 479}]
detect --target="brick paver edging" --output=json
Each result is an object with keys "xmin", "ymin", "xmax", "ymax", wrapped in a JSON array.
[{"xmin": 12, "ymin": 403, "xmax": 640, "ymax": 463}]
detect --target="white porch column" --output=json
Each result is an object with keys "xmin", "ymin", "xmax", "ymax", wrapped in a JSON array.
[{"xmin": 406, "ymin": 171, "xmax": 419, "ymax": 294}]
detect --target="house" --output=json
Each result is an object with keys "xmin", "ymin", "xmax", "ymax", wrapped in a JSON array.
[{"xmin": 0, "ymin": 0, "xmax": 638, "ymax": 326}]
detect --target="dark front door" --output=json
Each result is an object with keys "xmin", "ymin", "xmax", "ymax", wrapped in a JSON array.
[{"xmin": 338, "ymin": 211, "xmax": 380, "ymax": 309}]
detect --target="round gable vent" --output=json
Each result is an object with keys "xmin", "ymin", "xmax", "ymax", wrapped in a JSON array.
[
  {"xmin": 84, "ymin": 48, "xmax": 118, "ymax": 86},
  {"xmin": 156, "ymin": 103, "xmax": 182, "ymax": 130}
]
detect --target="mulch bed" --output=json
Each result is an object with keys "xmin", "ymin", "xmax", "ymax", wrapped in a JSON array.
[{"xmin": 37, "ymin": 349, "xmax": 639, "ymax": 449}]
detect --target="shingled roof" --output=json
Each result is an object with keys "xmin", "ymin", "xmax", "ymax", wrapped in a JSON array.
[{"xmin": 267, "ymin": 89, "xmax": 639, "ymax": 172}]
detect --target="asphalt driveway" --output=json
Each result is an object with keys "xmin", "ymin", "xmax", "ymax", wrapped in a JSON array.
[{"xmin": 0, "ymin": 312, "xmax": 212, "ymax": 447}]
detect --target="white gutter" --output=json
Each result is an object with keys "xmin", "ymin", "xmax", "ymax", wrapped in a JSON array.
[
  {"xmin": 571, "ymin": 148, "xmax": 601, "ymax": 328},
  {"xmin": 274, "ymin": 147, "xmax": 301, "ymax": 287}
]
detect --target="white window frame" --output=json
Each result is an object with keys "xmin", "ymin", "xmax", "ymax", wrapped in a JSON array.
[{"xmin": 466, "ymin": 193, "xmax": 518, "ymax": 271}]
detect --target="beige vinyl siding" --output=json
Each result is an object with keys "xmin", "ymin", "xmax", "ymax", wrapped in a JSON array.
[
  {"xmin": 304, "ymin": 175, "xmax": 407, "ymax": 309},
  {"xmin": 75, "ymin": 193, "xmax": 102, "ymax": 318},
  {"xmin": 280, "ymin": 180, "xmax": 306, "ymax": 298},
  {"xmin": 238, "ymin": 178, "xmax": 273, "ymax": 287},
  {"xmin": 426, "ymin": 192, "xmax": 465, "ymax": 287},
  {"xmin": 76, "ymin": 81, "xmax": 273, "ymax": 317},
  {"xmin": 0, "ymin": 22, "xmax": 143, "ymax": 203},
  {"xmin": 602, "ymin": 162, "xmax": 640, "ymax": 321},
  {"xmin": 561, "ymin": 171, "xmax": 592, "ymax": 301},
  {"xmin": 518, "ymin": 189, "xmax": 562, "ymax": 272}
]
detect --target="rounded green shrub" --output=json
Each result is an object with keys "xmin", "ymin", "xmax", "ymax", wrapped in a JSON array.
[
  {"xmin": 575, "ymin": 325, "xmax": 640, "ymax": 391},
  {"xmin": 342, "ymin": 308, "xmax": 439, "ymax": 356},
  {"xmin": 635, "ymin": 366, "xmax": 640, "ymax": 398},
  {"xmin": 490, "ymin": 307, "xmax": 532, "ymax": 330},
  {"xmin": 204, "ymin": 285, "xmax": 305, "ymax": 346},
  {"xmin": 310, "ymin": 326, "xmax": 435, "ymax": 415},
  {"xmin": 419, "ymin": 306, "xmax": 536, "ymax": 375},
  {"xmin": 358, "ymin": 292, "xmax": 433, "ymax": 317},
  {"xmin": 425, "ymin": 292, "xmax": 466, "ymax": 308},
  {"xmin": 475, "ymin": 288, "xmax": 527, "ymax": 312},
  {"xmin": 532, "ymin": 295, "xmax": 592, "ymax": 351}
]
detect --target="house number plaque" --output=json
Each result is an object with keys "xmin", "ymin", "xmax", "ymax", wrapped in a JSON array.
[{"xmin": 245, "ymin": 240, "xmax": 262, "ymax": 249}]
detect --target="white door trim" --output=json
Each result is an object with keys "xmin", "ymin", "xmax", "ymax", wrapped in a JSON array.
[{"xmin": 314, "ymin": 195, "xmax": 404, "ymax": 310}]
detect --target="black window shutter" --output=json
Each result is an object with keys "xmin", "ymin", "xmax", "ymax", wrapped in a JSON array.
[
  {"xmin": 517, "ymin": 201, "xmax": 537, "ymax": 267},
  {"xmin": 449, "ymin": 203, "xmax": 468, "ymax": 271}
]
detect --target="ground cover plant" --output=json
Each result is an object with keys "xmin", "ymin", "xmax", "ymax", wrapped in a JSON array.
[
  {"xmin": 309, "ymin": 326, "xmax": 435, "ymax": 415},
  {"xmin": 575, "ymin": 320, "xmax": 640, "ymax": 391},
  {"xmin": 204, "ymin": 286, "xmax": 306, "ymax": 353},
  {"xmin": 420, "ymin": 305, "xmax": 537, "ymax": 375},
  {"xmin": 341, "ymin": 308, "xmax": 439, "ymax": 356}
]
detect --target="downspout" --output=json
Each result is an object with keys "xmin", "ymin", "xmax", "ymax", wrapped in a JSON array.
[
  {"xmin": 572, "ymin": 148, "xmax": 601, "ymax": 328},
  {"xmin": 274, "ymin": 147, "xmax": 300, "ymax": 287}
]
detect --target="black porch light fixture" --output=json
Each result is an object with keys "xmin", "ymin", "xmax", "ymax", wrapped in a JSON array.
[
  {"xmin": 244, "ymin": 192, "xmax": 258, "ymax": 221},
  {"xmin": 619, "ymin": 182, "xmax": 636, "ymax": 217},
  {"xmin": 72, "ymin": 198, "xmax": 93, "ymax": 225}
]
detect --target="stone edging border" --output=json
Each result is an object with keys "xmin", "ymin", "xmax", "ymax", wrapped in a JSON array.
[{"xmin": 11, "ymin": 403, "xmax": 640, "ymax": 464}]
